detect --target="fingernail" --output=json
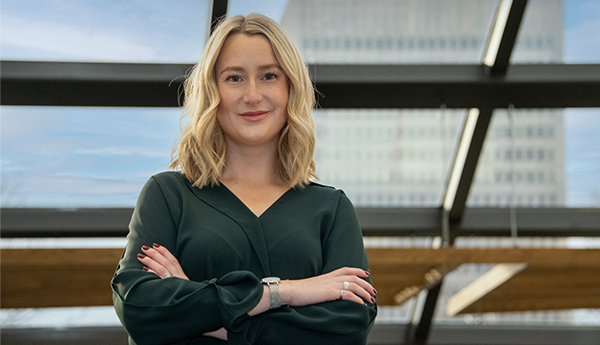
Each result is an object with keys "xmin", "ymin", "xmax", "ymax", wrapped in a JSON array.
[
  {"xmin": 153, "ymin": 243, "xmax": 160, "ymax": 248},
  {"xmin": 374, "ymin": 289, "xmax": 378, "ymax": 295},
  {"xmin": 371, "ymin": 296, "xmax": 375, "ymax": 303},
  {"xmin": 364, "ymin": 271, "xmax": 370, "ymax": 276},
  {"xmin": 137, "ymin": 253, "xmax": 146, "ymax": 259},
  {"xmin": 142, "ymin": 245, "xmax": 150, "ymax": 250},
  {"xmin": 143, "ymin": 267, "xmax": 149, "ymax": 272}
]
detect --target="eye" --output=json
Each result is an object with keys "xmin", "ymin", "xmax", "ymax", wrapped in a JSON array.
[
  {"xmin": 226, "ymin": 74, "xmax": 242, "ymax": 82},
  {"xmin": 263, "ymin": 72, "xmax": 278, "ymax": 81}
]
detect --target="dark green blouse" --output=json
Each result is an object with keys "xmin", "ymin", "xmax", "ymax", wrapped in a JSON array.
[{"xmin": 112, "ymin": 171, "xmax": 377, "ymax": 345}]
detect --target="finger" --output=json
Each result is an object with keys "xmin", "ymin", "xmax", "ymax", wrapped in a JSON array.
[
  {"xmin": 137, "ymin": 253, "xmax": 171, "ymax": 278},
  {"xmin": 344, "ymin": 275, "xmax": 377, "ymax": 296},
  {"xmin": 152, "ymin": 243, "xmax": 181, "ymax": 266},
  {"xmin": 142, "ymin": 266, "xmax": 161, "ymax": 278},
  {"xmin": 340, "ymin": 288, "xmax": 370, "ymax": 305},
  {"xmin": 141, "ymin": 245, "xmax": 176, "ymax": 272},
  {"xmin": 343, "ymin": 280, "xmax": 376, "ymax": 303}
]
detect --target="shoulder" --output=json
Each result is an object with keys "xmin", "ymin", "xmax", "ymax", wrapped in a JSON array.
[
  {"xmin": 300, "ymin": 181, "xmax": 353, "ymax": 205},
  {"xmin": 150, "ymin": 171, "xmax": 189, "ymax": 187},
  {"xmin": 308, "ymin": 180, "xmax": 336, "ymax": 189},
  {"xmin": 304, "ymin": 181, "xmax": 339, "ymax": 196},
  {"xmin": 141, "ymin": 171, "xmax": 193, "ymax": 199}
]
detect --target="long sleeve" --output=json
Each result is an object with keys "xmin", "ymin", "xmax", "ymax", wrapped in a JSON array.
[
  {"xmin": 229, "ymin": 189, "xmax": 377, "ymax": 345},
  {"xmin": 112, "ymin": 175, "xmax": 263, "ymax": 345}
]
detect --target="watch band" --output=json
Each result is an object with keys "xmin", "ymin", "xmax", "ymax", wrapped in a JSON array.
[{"xmin": 261, "ymin": 277, "xmax": 282, "ymax": 309}]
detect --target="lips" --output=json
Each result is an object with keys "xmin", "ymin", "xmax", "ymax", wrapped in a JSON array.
[{"xmin": 240, "ymin": 111, "xmax": 268, "ymax": 122}]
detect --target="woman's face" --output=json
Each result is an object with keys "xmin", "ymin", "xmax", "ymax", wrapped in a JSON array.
[{"xmin": 215, "ymin": 33, "xmax": 289, "ymax": 149}]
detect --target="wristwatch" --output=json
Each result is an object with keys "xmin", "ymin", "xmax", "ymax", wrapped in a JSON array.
[{"xmin": 261, "ymin": 277, "xmax": 283, "ymax": 309}]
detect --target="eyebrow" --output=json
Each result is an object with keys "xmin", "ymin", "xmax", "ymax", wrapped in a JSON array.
[{"xmin": 219, "ymin": 63, "xmax": 282, "ymax": 76}]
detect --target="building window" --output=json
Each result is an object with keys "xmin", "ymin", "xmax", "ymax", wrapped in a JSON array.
[{"xmin": 527, "ymin": 127, "xmax": 533, "ymax": 137}]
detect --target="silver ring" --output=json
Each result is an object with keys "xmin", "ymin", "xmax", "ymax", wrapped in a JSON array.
[
  {"xmin": 343, "ymin": 281, "xmax": 349, "ymax": 290},
  {"xmin": 164, "ymin": 272, "xmax": 172, "ymax": 278},
  {"xmin": 339, "ymin": 289, "xmax": 344, "ymax": 300}
]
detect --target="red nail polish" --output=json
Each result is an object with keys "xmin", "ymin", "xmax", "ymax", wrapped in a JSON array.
[
  {"xmin": 143, "ymin": 267, "xmax": 149, "ymax": 272},
  {"xmin": 374, "ymin": 289, "xmax": 378, "ymax": 295},
  {"xmin": 137, "ymin": 253, "xmax": 145, "ymax": 259},
  {"xmin": 364, "ymin": 271, "xmax": 370, "ymax": 276},
  {"xmin": 153, "ymin": 243, "xmax": 160, "ymax": 248},
  {"xmin": 142, "ymin": 245, "xmax": 150, "ymax": 250},
  {"xmin": 371, "ymin": 296, "xmax": 375, "ymax": 303}
]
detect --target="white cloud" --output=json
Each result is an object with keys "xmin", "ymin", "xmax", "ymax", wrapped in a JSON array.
[
  {"xmin": 73, "ymin": 147, "xmax": 169, "ymax": 158},
  {"xmin": 1, "ymin": 14, "xmax": 158, "ymax": 62}
]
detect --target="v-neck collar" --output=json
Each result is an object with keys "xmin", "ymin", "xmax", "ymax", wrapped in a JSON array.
[
  {"xmin": 184, "ymin": 178, "xmax": 294, "ymax": 277},
  {"xmin": 218, "ymin": 182, "xmax": 293, "ymax": 219}
]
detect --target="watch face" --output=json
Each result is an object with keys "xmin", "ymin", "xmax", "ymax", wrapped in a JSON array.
[{"xmin": 262, "ymin": 277, "xmax": 280, "ymax": 284}]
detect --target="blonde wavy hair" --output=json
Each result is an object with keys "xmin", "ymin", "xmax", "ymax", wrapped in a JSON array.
[{"xmin": 170, "ymin": 14, "xmax": 317, "ymax": 188}]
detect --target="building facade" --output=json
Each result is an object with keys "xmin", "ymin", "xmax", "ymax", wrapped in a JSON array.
[{"xmin": 281, "ymin": 0, "xmax": 565, "ymax": 208}]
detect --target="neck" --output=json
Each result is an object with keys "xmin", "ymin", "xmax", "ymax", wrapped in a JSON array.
[{"xmin": 221, "ymin": 140, "xmax": 284, "ymax": 187}]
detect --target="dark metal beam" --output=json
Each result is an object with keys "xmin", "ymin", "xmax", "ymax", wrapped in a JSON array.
[
  {"xmin": 2, "ymin": 61, "xmax": 600, "ymax": 108},
  {"xmin": 0, "ymin": 208, "xmax": 133, "ymax": 238},
  {"xmin": 2, "ymin": 207, "xmax": 599, "ymax": 238},
  {"xmin": 311, "ymin": 64, "xmax": 600, "ymax": 109},
  {"xmin": 405, "ymin": 282, "xmax": 443, "ymax": 345},
  {"xmin": 459, "ymin": 207, "xmax": 600, "ymax": 237},
  {"xmin": 483, "ymin": 0, "xmax": 528, "ymax": 75},
  {"xmin": 0, "ymin": 61, "xmax": 190, "ymax": 107},
  {"xmin": 210, "ymin": 0, "xmax": 228, "ymax": 34},
  {"xmin": 442, "ymin": 108, "xmax": 494, "ymax": 228}
]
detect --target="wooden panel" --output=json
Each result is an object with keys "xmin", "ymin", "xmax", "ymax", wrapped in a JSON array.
[
  {"xmin": 457, "ymin": 267, "xmax": 600, "ymax": 313},
  {"xmin": 365, "ymin": 248, "xmax": 600, "ymax": 268},
  {"xmin": 369, "ymin": 272, "xmax": 427, "ymax": 306},
  {"xmin": 366, "ymin": 248, "xmax": 600, "ymax": 310},
  {"xmin": 1, "ymin": 248, "xmax": 123, "ymax": 308},
  {"xmin": 3, "ymin": 247, "xmax": 600, "ymax": 313}
]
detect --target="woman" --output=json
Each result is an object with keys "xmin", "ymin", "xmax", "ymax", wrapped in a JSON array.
[{"xmin": 112, "ymin": 14, "xmax": 377, "ymax": 345}]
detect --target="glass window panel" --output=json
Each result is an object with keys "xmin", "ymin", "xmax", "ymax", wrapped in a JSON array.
[
  {"xmin": 227, "ymin": 0, "xmax": 290, "ymax": 22},
  {"xmin": 1, "ymin": 107, "xmax": 465, "ymax": 209},
  {"xmin": 468, "ymin": 108, "xmax": 600, "ymax": 208},
  {"xmin": 1, "ymin": 106, "xmax": 181, "ymax": 208},
  {"xmin": 512, "ymin": 0, "xmax": 600, "ymax": 64},
  {"xmin": 0, "ymin": 0, "xmax": 210, "ymax": 63},
  {"xmin": 511, "ymin": 0, "xmax": 563, "ymax": 63},
  {"xmin": 564, "ymin": 108, "xmax": 600, "ymax": 206},
  {"xmin": 276, "ymin": 0, "xmax": 499, "ymax": 64},
  {"xmin": 314, "ymin": 109, "xmax": 465, "ymax": 207},
  {"xmin": 563, "ymin": 0, "xmax": 600, "ymax": 63}
]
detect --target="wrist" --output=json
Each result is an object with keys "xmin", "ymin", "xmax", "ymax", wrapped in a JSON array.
[
  {"xmin": 279, "ymin": 280, "xmax": 294, "ymax": 306},
  {"xmin": 261, "ymin": 277, "xmax": 283, "ymax": 309}
]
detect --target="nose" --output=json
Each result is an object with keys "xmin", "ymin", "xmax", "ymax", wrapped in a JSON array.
[{"xmin": 243, "ymin": 80, "xmax": 262, "ymax": 104}]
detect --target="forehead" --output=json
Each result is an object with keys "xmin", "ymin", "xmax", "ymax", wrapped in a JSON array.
[{"xmin": 215, "ymin": 33, "xmax": 280, "ymax": 70}]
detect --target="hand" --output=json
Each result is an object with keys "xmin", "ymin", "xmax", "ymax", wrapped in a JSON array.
[
  {"xmin": 286, "ymin": 267, "xmax": 376, "ymax": 306},
  {"xmin": 204, "ymin": 327, "xmax": 227, "ymax": 340},
  {"xmin": 138, "ymin": 245, "xmax": 227, "ymax": 340},
  {"xmin": 137, "ymin": 243, "xmax": 189, "ymax": 280}
]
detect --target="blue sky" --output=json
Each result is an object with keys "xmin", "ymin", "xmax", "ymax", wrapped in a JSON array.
[
  {"xmin": 1, "ymin": 0, "xmax": 599, "ymax": 207},
  {"xmin": 564, "ymin": 0, "xmax": 600, "ymax": 62}
]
